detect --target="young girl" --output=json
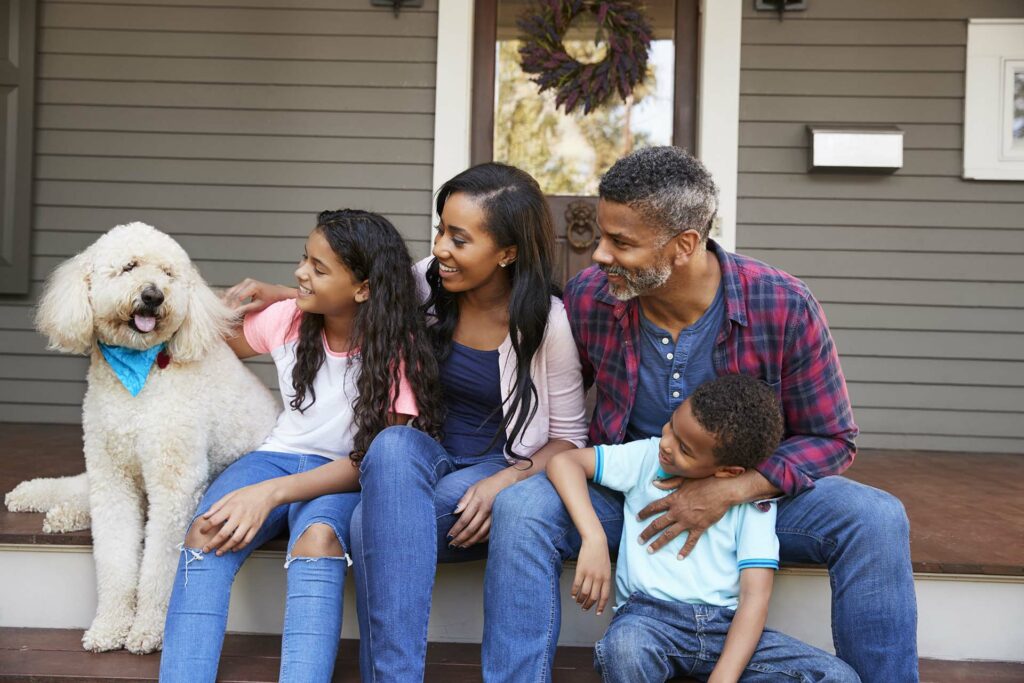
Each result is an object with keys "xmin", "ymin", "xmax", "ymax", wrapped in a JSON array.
[
  {"xmin": 159, "ymin": 210, "xmax": 443, "ymax": 683},
  {"xmin": 350, "ymin": 163, "xmax": 589, "ymax": 682}
]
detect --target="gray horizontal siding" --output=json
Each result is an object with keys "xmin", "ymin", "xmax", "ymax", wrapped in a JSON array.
[
  {"xmin": 0, "ymin": 0, "xmax": 437, "ymax": 424},
  {"xmin": 737, "ymin": 0, "xmax": 1024, "ymax": 453}
]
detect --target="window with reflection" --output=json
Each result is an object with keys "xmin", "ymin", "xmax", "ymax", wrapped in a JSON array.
[{"xmin": 492, "ymin": 0, "xmax": 677, "ymax": 196}]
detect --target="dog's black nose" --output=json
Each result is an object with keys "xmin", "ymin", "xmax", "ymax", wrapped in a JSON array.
[{"xmin": 141, "ymin": 286, "xmax": 164, "ymax": 308}]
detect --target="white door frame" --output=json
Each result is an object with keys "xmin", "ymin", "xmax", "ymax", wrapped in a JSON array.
[{"xmin": 431, "ymin": 0, "xmax": 742, "ymax": 251}]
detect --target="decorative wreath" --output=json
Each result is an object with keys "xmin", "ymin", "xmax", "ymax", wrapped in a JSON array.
[{"xmin": 517, "ymin": 0, "xmax": 653, "ymax": 115}]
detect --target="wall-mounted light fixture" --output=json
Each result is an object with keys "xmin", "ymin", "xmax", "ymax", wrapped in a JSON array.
[
  {"xmin": 807, "ymin": 126, "xmax": 904, "ymax": 173},
  {"xmin": 370, "ymin": 0, "xmax": 423, "ymax": 18},
  {"xmin": 754, "ymin": 0, "xmax": 808, "ymax": 21},
  {"xmin": 754, "ymin": 0, "xmax": 808, "ymax": 10}
]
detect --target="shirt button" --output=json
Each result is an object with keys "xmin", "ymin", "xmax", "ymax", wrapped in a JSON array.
[
  {"xmin": 661, "ymin": 337, "xmax": 670, "ymax": 345},
  {"xmin": 673, "ymin": 372, "xmax": 680, "ymax": 379},
  {"xmin": 666, "ymin": 353, "xmax": 674, "ymax": 360},
  {"xmin": 672, "ymin": 390, "xmax": 680, "ymax": 398}
]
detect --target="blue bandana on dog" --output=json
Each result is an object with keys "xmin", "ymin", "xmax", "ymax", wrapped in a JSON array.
[{"xmin": 98, "ymin": 342, "xmax": 167, "ymax": 397}]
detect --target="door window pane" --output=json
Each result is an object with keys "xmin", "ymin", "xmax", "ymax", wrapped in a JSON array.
[{"xmin": 493, "ymin": 0, "xmax": 676, "ymax": 195}]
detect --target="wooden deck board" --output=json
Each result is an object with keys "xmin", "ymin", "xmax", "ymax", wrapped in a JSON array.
[
  {"xmin": 2, "ymin": 423, "xmax": 1023, "ymax": 575},
  {"xmin": 1, "ymin": 629, "xmax": 1022, "ymax": 682}
]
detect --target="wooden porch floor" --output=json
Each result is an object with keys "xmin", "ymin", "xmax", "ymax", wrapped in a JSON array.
[
  {"xmin": 2, "ymin": 629, "xmax": 1023, "ymax": 682},
  {"xmin": 3, "ymin": 423, "xmax": 1023, "ymax": 576}
]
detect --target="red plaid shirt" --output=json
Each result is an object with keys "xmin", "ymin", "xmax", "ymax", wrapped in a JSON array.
[{"xmin": 563, "ymin": 240, "xmax": 857, "ymax": 495}]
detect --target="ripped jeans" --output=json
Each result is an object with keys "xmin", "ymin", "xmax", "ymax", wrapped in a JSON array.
[{"xmin": 160, "ymin": 451, "xmax": 360, "ymax": 683}]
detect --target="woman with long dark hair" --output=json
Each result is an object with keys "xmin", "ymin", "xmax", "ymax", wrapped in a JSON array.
[
  {"xmin": 349, "ymin": 163, "xmax": 588, "ymax": 682},
  {"xmin": 160, "ymin": 209, "xmax": 443, "ymax": 682}
]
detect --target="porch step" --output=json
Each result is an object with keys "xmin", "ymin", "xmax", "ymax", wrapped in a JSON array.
[
  {"xmin": 2, "ymin": 424, "xmax": 1023, "ymax": 664},
  {"xmin": 2, "ymin": 629, "xmax": 1023, "ymax": 682},
  {"xmin": 0, "ymin": 628, "xmax": 604, "ymax": 682}
]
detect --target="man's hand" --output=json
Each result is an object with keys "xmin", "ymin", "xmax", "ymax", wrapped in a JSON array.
[
  {"xmin": 638, "ymin": 476, "xmax": 734, "ymax": 559},
  {"xmin": 571, "ymin": 538, "xmax": 612, "ymax": 615}
]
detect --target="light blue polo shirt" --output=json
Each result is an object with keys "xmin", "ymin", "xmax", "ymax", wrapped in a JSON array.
[{"xmin": 594, "ymin": 437, "xmax": 779, "ymax": 610}]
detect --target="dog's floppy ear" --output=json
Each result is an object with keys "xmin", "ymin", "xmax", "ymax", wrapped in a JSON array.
[
  {"xmin": 35, "ymin": 253, "xmax": 95, "ymax": 355},
  {"xmin": 168, "ymin": 264, "xmax": 234, "ymax": 362}
]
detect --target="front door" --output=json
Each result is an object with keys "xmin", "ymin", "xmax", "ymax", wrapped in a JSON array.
[{"xmin": 471, "ymin": 0, "xmax": 699, "ymax": 285}]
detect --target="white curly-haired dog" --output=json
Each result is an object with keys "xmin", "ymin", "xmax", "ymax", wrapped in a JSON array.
[{"xmin": 4, "ymin": 222, "xmax": 278, "ymax": 654}]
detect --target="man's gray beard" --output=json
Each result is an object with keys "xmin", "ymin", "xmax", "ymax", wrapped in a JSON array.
[{"xmin": 603, "ymin": 259, "xmax": 673, "ymax": 301}]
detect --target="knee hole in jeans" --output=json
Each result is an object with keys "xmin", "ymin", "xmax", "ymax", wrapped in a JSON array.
[
  {"xmin": 291, "ymin": 523, "xmax": 344, "ymax": 558},
  {"xmin": 183, "ymin": 518, "xmax": 217, "ymax": 549}
]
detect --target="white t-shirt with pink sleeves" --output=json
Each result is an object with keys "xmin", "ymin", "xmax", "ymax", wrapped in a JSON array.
[{"xmin": 243, "ymin": 300, "xmax": 418, "ymax": 461}]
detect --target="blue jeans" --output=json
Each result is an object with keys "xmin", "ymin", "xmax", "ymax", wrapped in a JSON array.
[
  {"xmin": 350, "ymin": 425, "xmax": 511, "ymax": 682},
  {"xmin": 160, "ymin": 451, "xmax": 360, "ymax": 683},
  {"xmin": 595, "ymin": 592, "xmax": 860, "ymax": 682},
  {"xmin": 484, "ymin": 474, "xmax": 917, "ymax": 683}
]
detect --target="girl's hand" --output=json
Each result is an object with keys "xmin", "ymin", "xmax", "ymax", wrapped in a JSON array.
[
  {"xmin": 447, "ymin": 468, "xmax": 518, "ymax": 549},
  {"xmin": 222, "ymin": 278, "xmax": 295, "ymax": 316},
  {"xmin": 572, "ymin": 538, "xmax": 612, "ymax": 615},
  {"xmin": 199, "ymin": 482, "xmax": 279, "ymax": 555}
]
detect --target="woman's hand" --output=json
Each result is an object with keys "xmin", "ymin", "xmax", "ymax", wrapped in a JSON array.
[
  {"xmin": 572, "ymin": 538, "xmax": 612, "ymax": 615},
  {"xmin": 447, "ymin": 468, "xmax": 519, "ymax": 549},
  {"xmin": 222, "ymin": 278, "xmax": 295, "ymax": 316},
  {"xmin": 198, "ymin": 482, "xmax": 280, "ymax": 555}
]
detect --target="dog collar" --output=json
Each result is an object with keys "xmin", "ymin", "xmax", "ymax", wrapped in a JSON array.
[{"xmin": 97, "ymin": 342, "xmax": 168, "ymax": 397}]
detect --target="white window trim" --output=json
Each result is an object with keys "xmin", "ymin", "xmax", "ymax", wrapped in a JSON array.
[
  {"xmin": 963, "ymin": 19, "xmax": 1024, "ymax": 181},
  {"xmin": 430, "ymin": 0, "xmax": 743, "ymax": 251}
]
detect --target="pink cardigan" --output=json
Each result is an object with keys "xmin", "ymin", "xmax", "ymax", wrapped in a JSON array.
[{"xmin": 415, "ymin": 258, "xmax": 588, "ymax": 459}]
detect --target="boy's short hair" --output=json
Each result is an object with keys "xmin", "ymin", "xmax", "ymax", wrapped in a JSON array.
[{"xmin": 689, "ymin": 374, "xmax": 784, "ymax": 469}]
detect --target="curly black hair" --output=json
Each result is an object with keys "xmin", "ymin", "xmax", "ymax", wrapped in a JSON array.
[
  {"xmin": 689, "ymin": 374, "xmax": 784, "ymax": 469},
  {"xmin": 289, "ymin": 209, "xmax": 444, "ymax": 463},
  {"xmin": 598, "ymin": 146, "xmax": 719, "ymax": 242}
]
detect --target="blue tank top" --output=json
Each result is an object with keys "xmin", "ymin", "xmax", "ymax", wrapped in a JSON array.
[{"xmin": 440, "ymin": 341, "xmax": 507, "ymax": 457}]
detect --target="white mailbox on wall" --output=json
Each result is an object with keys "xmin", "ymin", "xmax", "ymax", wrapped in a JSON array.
[{"xmin": 807, "ymin": 126, "xmax": 904, "ymax": 172}]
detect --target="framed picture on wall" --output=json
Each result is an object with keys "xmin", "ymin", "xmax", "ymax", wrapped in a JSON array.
[{"xmin": 963, "ymin": 19, "xmax": 1024, "ymax": 180}]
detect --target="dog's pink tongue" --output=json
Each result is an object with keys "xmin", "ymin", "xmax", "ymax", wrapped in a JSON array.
[{"xmin": 134, "ymin": 315, "xmax": 156, "ymax": 332}]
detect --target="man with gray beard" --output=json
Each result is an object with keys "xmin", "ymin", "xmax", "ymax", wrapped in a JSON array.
[{"xmin": 482, "ymin": 147, "xmax": 917, "ymax": 682}]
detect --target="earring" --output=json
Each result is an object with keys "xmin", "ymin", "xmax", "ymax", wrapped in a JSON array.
[{"xmin": 499, "ymin": 262, "xmax": 508, "ymax": 268}]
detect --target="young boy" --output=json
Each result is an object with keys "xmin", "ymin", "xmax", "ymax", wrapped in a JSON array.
[{"xmin": 547, "ymin": 374, "xmax": 859, "ymax": 683}]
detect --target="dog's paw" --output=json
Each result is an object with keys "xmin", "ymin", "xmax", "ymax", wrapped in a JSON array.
[
  {"xmin": 4, "ymin": 479, "xmax": 50, "ymax": 513},
  {"xmin": 82, "ymin": 617, "xmax": 131, "ymax": 652},
  {"xmin": 42, "ymin": 503, "xmax": 91, "ymax": 533},
  {"xmin": 125, "ymin": 613, "xmax": 164, "ymax": 654}
]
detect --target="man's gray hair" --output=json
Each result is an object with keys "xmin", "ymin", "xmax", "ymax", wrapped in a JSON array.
[{"xmin": 598, "ymin": 146, "xmax": 719, "ymax": 242}]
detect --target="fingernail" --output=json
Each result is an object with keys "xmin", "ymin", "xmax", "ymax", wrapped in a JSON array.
[
  {"xmin": 636, "ymin": 514, "xmax": 642, "ymax": 521},
  {"xmin": 637, "ymin": 535, "xmax": 644, "ymax": 544},
  {"xmin": 647, "ymin": 546, "xmax": 654, "ymax": 554},
  {"xmin": 446, "ymin": 534, "xmax": 453, "ymax": 540}
]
